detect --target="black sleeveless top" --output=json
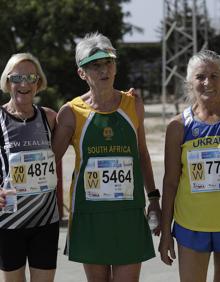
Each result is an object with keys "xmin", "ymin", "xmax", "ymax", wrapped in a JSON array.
[{"xmin": 0, "ymin": 105, "xmax": 59, "ymax": 229}]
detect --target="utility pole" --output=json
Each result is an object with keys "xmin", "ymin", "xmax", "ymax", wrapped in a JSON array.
[
  {"xmin": 213, "ymin": 0, "xmax": 220, "ymax": 33},
  {"xmin": 162, "ymin": 0, "xmax": 208, "ymax": 125}
]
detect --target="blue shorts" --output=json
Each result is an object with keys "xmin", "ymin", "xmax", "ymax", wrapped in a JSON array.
[{"xmin": 172, "ymin": 222, "xmax": 220, "ymax": 252}]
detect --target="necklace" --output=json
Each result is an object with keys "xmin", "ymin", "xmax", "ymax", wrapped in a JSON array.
[
  {"xmin": 5, "ymin": 104, "xmax": 35, "ymax": 124},
  {"xmin": 16, "ymin": 114, "xmax": 28, "ymax": 124},
  {"xmin": 14, "ymin": 110, "xmax": 35, "ymax": 124}
]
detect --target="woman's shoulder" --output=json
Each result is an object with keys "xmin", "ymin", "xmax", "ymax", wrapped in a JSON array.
[
  {"xmin": 170, "ymin": 113, "xmax": 183, "ymax": 123},
  {"xmin": 166, "ymin": 113, "xmax": 185, "ymax": 144},
  {"xmin": 68, "ymin": 95, "xmax": 90, "ymax": 110},
  {"xmin": 168, "ymin": 113, "xmax": 184, "ymax": 129},
  {"xmin": 40, "ymin": 106, "xmax": 57, "ymax": 130},
  {"xmin": 40, "ymin": 106, "xmax": 57, "ymax": 119}
]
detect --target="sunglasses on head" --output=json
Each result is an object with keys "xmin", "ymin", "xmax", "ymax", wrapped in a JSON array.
[{"xmin": 7, "ymin": 73, "xmax": 40, "ymax": 84}]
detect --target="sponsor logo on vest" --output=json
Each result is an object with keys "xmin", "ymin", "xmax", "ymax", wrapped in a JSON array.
[
  {"xmin": 193, "ymin": 137, "xmax": 220, "ymax": 147},
  {"xmin": 192, "ymin": 127, "xmax": 200, "ymax": 137},
  {"xmin": 193, "ymin": 183, "xmax": 205, "ymax": 189},
  {"xmin": 88, "ymin": 145, "xmax": 131, "ymax": 154},
  {"xmin": 103, "ymin": 127, "xmax": 114, "ymax": 141}
]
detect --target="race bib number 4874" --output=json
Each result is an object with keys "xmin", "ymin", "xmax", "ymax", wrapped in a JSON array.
[
  {"xmin": 9, "ymin": 150, "xmax": 57, "ymax": 195},
  {"xmin": 84, "ymin": 157, "xmax": 134, "ymax": 201}
]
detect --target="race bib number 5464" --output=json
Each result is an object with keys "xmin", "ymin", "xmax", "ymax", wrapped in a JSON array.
[{"xmin": 84, "ymin": 157, "xmax": 134, "ymax": 201}]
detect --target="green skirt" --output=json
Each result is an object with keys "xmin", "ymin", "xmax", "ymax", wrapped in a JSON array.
[{"xmin": 68, "ymin": 208, "xmax": 155, "ymax": 264}]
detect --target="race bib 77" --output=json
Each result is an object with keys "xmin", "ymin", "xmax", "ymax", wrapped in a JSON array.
[{"xmin": 187, "ymin": 148, "xmax": 220, "ymax": 193}]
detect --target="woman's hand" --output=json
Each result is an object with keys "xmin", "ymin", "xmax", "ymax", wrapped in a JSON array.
[
  {"xmin": 147, "ymin": 200, "xmax": 161, "ymax": 236},
  {"xmin": 158, "ymin": 233, "xmax": 176, "ymax": 265},
  {"xmin": 0, "ymin": 189, "xmax": 6, "ymax": 208},
  {"xmin": 127, "ymin": 88, "xmax": 139, "ymax": 97}
]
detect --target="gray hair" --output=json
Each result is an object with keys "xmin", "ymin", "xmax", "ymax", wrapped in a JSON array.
[
  {"xmin": 0, "ymin": 52, "xmax": 47, "ymax": 94},
  {"xmin": 75, "ymin": 32, "xmax": 116, "ymax": 67},
  {"xmin": 185, "ymin": 50, "xmax": 220, "ymax": 104}
]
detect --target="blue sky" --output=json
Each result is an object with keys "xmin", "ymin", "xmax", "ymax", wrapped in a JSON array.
[{"xmin": 122, "ymin": 0, "xmax": 218, "ymax": 42}]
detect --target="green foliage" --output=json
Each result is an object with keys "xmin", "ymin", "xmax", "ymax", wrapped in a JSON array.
[
  {"xmin": 0, "ymin": 0, "xmax": 134, "ymax": 110},
  {"xmin": 117, "ymin": 42, "xmax": 161, "ymax": 101},
  {"xmin": 208, "ymin": 34, "xmax": 220, "ymax": 54}
]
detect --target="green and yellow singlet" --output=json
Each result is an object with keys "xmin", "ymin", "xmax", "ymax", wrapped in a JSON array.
[{"xmin": 68, "ymin": 93, "xmax": 146, "ymax": 214}]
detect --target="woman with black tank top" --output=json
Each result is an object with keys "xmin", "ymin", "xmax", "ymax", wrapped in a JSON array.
[{"xmin": 0, "ymin": 53, "xmax": 59, "ymax": 282}]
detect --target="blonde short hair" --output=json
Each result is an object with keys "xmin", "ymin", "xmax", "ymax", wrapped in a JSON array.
[{"xmin": 0, "ymin": 52, "xmax": 47, "ymax": 93}]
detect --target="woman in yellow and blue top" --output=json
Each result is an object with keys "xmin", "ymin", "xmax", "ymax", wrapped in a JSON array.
[
  {"xmin": 53, "ymin": 32, "xmax": 161, "ymax": 282},
  {"xmin": 159, "ymin": 50, "xmax": 220, "ymax": 282}
]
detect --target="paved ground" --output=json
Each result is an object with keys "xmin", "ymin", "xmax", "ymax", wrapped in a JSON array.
[{"xmin": 55, "ymin": 229, "xmax": 214, "ymax": 282}]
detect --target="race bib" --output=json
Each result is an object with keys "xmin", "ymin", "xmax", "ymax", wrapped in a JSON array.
[
  {"xmin": 84, "ymin": 156, "xmax": 134, "ymax": 201},
  {"xmin": 9, "ymin": 149, "xmax": 57, "ymax": 195},
  {"xmin": 187, "ymin": 148, "xmax": 220, "ymax": 193}
]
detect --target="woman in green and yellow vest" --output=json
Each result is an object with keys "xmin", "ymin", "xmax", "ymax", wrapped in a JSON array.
[{"xmin": 53, "ymin": 32, "xmax": 161, "ymax": 282}]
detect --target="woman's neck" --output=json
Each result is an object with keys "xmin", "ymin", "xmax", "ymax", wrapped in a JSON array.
[
  {"xmin": 4, "ymin": 100, "xmax": 35, "ymax": 120},
  {"xmin": 193, "ymin": 102, "xmax": 220, "ymax": 123},
  {"xmin": 82, "ymin": 89, "xmax": 121, "ymax": 111}
]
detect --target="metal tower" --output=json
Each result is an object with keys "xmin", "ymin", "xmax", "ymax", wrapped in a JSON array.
[
  {"xmin": 162, "ymin": 0, "xmax": 208, "ymax": 121},
  {"xmin": 213, "ymin": 0, "xmax": 220, "ymax": 33}
]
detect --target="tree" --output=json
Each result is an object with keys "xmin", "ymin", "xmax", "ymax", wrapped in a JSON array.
[
  {"xmin": 0, "ymin": 0, "xmax": 135, "ymax": 110},
  {"xmin": 117, "ymin": 42, "xmax": 161, "ymax": 101}
]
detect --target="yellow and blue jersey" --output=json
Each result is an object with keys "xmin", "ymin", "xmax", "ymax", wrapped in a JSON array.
[{"xmin": 174, "ymin": 106, "xmax": 220, "ymax": 231}]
